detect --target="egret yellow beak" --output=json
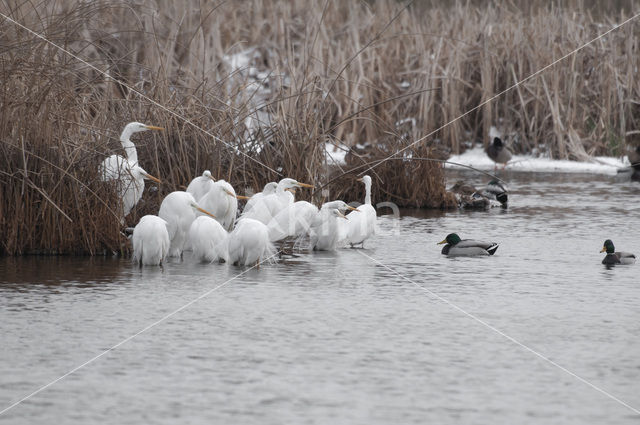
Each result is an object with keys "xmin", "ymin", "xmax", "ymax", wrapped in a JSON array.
[
  {"xmin": 337, "ymin": 211, "xmax": 348, "ymax": 220},
  {"xmin": 600, "ymin": 247, "xmax": 606, "ymax": 253},
  {"xmin": 144, "ymin": 125, "xmax": 164, "ymax": 131},
  {"xmin": 209, "ymin": 176, "xmax": 216, "ymax": 181},
  {"xmin": 346, "ymin": 205, "xmax": 360, "ymax": 212},
  {"xmin": 142, "ymin": 172, "xmax": 161, "ymax": 184},
  {"xmin": 357, "ymin": 178, "xmax": 363, "ymax": 182},
  {"xmin": 236, "ymin": 195, "xmax": 250, "ymax": 200},
  {"xmin": 223, "ymin": 189, "xmax": 250, "ymax": 200},
  {"xmin": 437, "ymin": 239, "xmax": 447, "ymax": 245},
  {"xmin": 295, "ymin": 182, "xmax": 314, "ymax": 188},
  {"xmin": 196, "ymin": 206, "xmax": 216, "ymax": 218}
]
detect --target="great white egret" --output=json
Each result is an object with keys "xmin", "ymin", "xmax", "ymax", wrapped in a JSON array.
[
  {"xmin": 346, "ymin": 175, "xmax": 376, "ymax": 247},
  {"xmin": 228, "ymin": 218, "xmax": 276, "ymax": 267},
  {"xmin": 188, "ymin": 216, "xmax": 229, "ymax": 263},
  {"xmin": 243, "ymin": 181, "xmax": 278, "ymax": 213},
  {"xmin": 132, "ymin": 215, "xmax": 170, "ymax": 266},
  {"xmin": 267, "ymin": 200, "xmax": 319, "ymax": 242},
  {"xmin": 99, "ymin": 122, "xmax": 163, "ymax": 217},
  {"xmin": 158, "ymin": 191, "xmax": 216, "ymax": 257},
  {"xmin": 186, "ymin": 170, "xmax": 216, "ymax": 202},
  {"xmin": 198, "ymin": 180, "xmax": 249, "ymax": 231},
  {"xmin": 310, "ymin": 201, "xmax": 358, "ymax": 251},
  {"xmin": 240, "ymin": 178, "xmax": 313, "ymax": 224}
]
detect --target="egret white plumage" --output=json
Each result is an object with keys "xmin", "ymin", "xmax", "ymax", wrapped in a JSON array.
[
  {"xmin": 241, "ymin": 178, "xmax": 313, "ymax": 224},
  {"xmin": 243, "ymin": 181, "xmax": 277, "ymax": 214},
  {"xmin": 158, "ymin": 191, "xmax": 216, "ymax": 257},
  {"xmin": 346, "ymin": 175, "xmax": 376, "ymax": 247},
  {"xmin": 131, "ymin": 215, "xmax": 170, "ymax": 266},
  {"xmin": 198, "ymin": 180, "xmax": 249, "ymax": 231},
  {"xmin": 186, "ymin": 170, "xmax": 215, "ymax": 202},
  {"xmin": 267, "ymin": 200, "xmax": 319, "ymax": 242},
  {"xmin": 310, "ymin": 201, "xmax": 358, "ymax": 251},
  {"xmin": 99, "ymin": 122, "xmax": 163, "ymax": 217},
  {"xmin": 188, "ymin": 216, "xmax": 229, "ymax": 263},
  {"xmin": 228, "ymin": 218, "xmax": 276, "ymax": 267}
]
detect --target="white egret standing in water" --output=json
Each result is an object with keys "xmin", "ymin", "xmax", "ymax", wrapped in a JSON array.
[
  {"xmin": 186, "ymin": 170, "xmax": 216, "ymax": 202},
  {"xmin": 228, "ymin": 218, "xmax": 275, "ymax": 267},
  {"xmin": 310, "ymin": 201, "xmax": 358, "ymax": 251},
  {"xmin": 132, "ymin": 215, "xmax": 170, "ymax": 266},
  {"xmin": 188, "ymin": 216, "xmax": 229, "ymax": 263},
  {"xmin": 346, "ymin": 175, "xmax": 376, "ymax": 247},
  {"xmin": 267, "ymin": 201, "xmax": 319, "ymax": 242},
  {"xmin": 243, "ymin": 182, "xmax": 277, "ymax": 214},
  {"xmin": 99, "ymin": 122, "xmax": 163, "ymax": 217},
  {"xmin": 158, "ymin": 191, "xmax": 216, "ymax": 257},
  {"xmin": 198, "ymin": 180, "xmax": 249, "ymax": 231},
  {"xmin": 241, "ymin": 178, "xmax": 313, "ymax": 224}
]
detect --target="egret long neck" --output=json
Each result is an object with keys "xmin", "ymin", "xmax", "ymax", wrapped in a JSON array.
[
  {"xmin": 120, "ymin": 128, "xmax": 138, "ymax": 164},
  {"xmin": 364, "ymin": 181, "xmax": 371, "ymax": 205}
]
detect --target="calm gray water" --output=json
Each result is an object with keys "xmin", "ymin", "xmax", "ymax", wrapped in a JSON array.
[{"xmin": 1, "ymin": 171, "xmax": 639, "ymax": 424}]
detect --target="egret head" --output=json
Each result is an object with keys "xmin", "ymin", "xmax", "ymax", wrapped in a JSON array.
[
  {"xmin": 263, "ymin": 182, "xmax": 278, "ymax": 194},
  {"xmin": 357, "ymin": 175, "xmax": 372, "ymax": 187},
  {"xmin": 322, "ymin": 200, "xmax": 359, "ymax": 213},
  {"xmin": 190, "ymin": 201, "xmax": 216, "ymax": 218},
  {"xmin": 223, "ymin": 188, "xmax": 250, "ymax": 200},
  {"xmin": 131, "ymin": 165, "xmax": 161, "ymax": 184},
  {"xmin": 121, "ymin": 122, "xmax": 164, "ymax": 142},
  {"xmin": 203, "ymin": 170, "xmax": 215, "ymax": 181},
  {"xmin": 330, "ymin": 209, "xmax": 348, "ymax": 220},
  {"xmin": 278, "ymin": 177, "xmax": 314, "ymax": 190}
]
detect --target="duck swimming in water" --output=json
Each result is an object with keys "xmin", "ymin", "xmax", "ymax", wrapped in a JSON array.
[
  {"xmin": 438, "ymin": 233, "xmax": 499, "ymax": 256},
  {"xmin": 600, "ymin": 240, "xmax": 636, "ymax": 265}
]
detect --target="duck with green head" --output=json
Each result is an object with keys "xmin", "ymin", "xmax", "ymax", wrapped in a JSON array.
[
  {"xmin": 438, "ymin": 233, "xmax": 499, "ymax": 256},
  {"xmin": 600, "ymin": 240, "xmax": 636, "ymax": 265}
]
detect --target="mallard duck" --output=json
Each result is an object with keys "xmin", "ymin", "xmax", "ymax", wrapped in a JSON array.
[
  {"xmin": 437, "ymin": 233, "xmax": 499, "ymax": 256},
  {"xmin": 600, "ymin": 240, "xmax": 636, "ymax": 265},
  {"xmin": 628, "ymin": 146, "xmax": 640, "ymax": 181},
  {"xmin": 481, "ymin": 180, "xmax": 508, "ymax": 207},
  {"xmin": 449, "ymin": 180, "xmax": 506, "ymax": 209},
  {"xmin": 486, "ymin": 137, "xmax": 512, "ymax": 169}
]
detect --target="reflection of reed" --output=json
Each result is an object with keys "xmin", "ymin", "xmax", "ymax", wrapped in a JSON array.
[{"xmin": 1, "ymin": 1, "xmax": 637, "ymax": 254}]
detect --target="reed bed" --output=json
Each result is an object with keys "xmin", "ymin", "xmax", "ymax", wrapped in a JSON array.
[{"xmin": 0, "ymin": 0, "xmax": 638, "ymax": 255}]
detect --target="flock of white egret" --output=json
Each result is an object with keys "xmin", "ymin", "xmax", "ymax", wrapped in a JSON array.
[{"xmin": 100, "ymin": 122, "xmax": 377, "ymax": 267}]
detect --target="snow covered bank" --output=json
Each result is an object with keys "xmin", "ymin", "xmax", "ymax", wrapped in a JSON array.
[{"xmin": 446, "ymin": 146, "xmax": 630, "ymax": 175}]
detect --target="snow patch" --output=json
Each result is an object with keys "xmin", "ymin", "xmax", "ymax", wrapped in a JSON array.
[{"xmin": 446, "ymin": 145, "xmax": 629, "ymax": 175}]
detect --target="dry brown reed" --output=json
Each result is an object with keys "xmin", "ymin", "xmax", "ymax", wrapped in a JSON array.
[{"xmin": 0, "ymin": 0, "xmax": 638, "ymax": 255}]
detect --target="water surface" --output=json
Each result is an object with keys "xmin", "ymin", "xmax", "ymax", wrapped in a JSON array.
[{"xmin": 1, "ymin": 171, "xmax": 639, "ymax": 424}]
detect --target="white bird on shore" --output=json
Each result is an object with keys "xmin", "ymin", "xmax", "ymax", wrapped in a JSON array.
[
  {"xmin": 158, "ymin": 191, "xmax": 216, "ymax": 257},
  {"xmin": 228, "ymin": 218, "xmax": 276, "ymax": 267},
  {"xmin": 267, "ymin": 200, "xmax": 319, "ymax": 242},
  {"xmin": 188, "ymin": 216, "xmax": 229, "ymax": 263},
  {"xmin": 186, "ymin": 170, "xmax": 216, "ymax": 202},
  {"xmin": 198, "ymin": 180, "xmax": 249, "ymax": 231},
  {"xmin": 241, "ymin": 178, "xmax": 313, "ymax": 224},
  {"xmin": 99, "ymin": 122, "xmax": 163, "ymax": 217},
  {"xmin": 346, "ymin": 175, "xmax": 376, "ymax": 248},
  {"xmin": 132, "ymin": 215, "xmax": 170, "ymax": 266},
  {"xmin": 243, "ymin": 182, "xmax": 278, "ymax": 214},
  {"xmin": 310, "ymin": 201, "xmax": 358, "ymax": 251}
]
